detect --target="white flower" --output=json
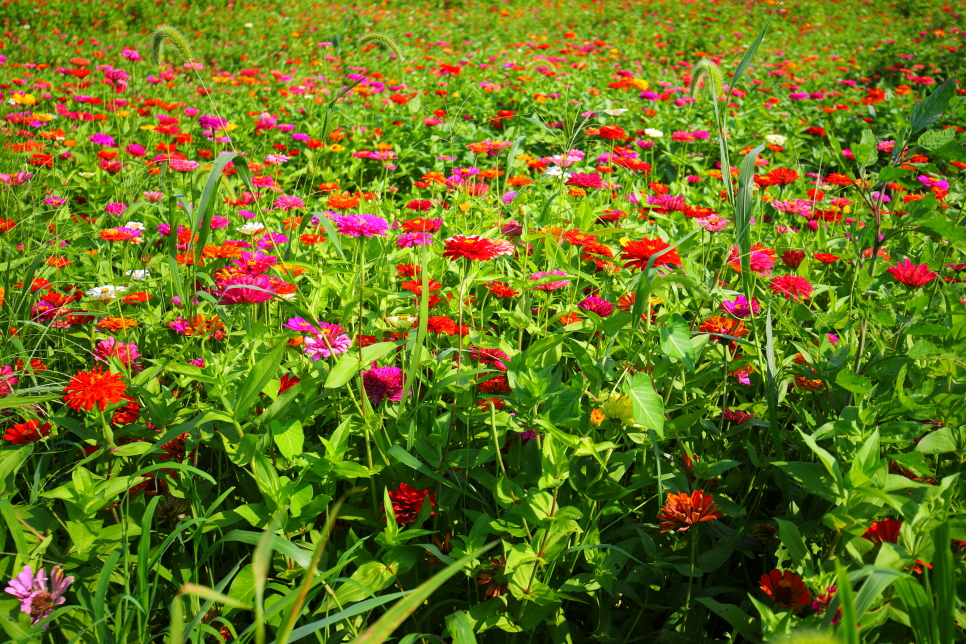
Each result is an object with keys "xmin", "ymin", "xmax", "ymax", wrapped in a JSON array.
[
  {"xmin": 78, "ymin": 172, "xmax": 95, "ymax": 178},
  {"xmin": 278, "ymin": 292, "xmax": 297, "ymax": 302},
  {"xmin": 125, "ymin": 270, "xmax": 150, "ymax": 281},
  {"xmin": 385, "ymin": 315, "xmax": 416, "ymax": 329},
  {"xmin": 237, "ymin": 222, "xmax": 266, "ymax": 236},
  {"xmin": 124, "ymin": 221, "xmax": 145, "ymax": 231},
  {"xmin": 765, "ymin": 134, "xmax": 787, "ymax": 146},
  {"xmin": 644, "ymin": 128, "xmax": 663, "ymax": 138},
  {"xmin": 603, "ymin": 108, "xmax": 628, "ymax": 116},
  {"xmin": 544, "ymin": 166, "xmax": 565, "ymax": 178},
  {"xmin": 86, "ymin": 285, "xmax": 128, "ymax": 302}
]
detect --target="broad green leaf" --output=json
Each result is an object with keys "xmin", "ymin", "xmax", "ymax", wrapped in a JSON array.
[
  {"xmin": 271, "ymin": 419, "xmax": 304, "ymax": 461},
  {"xmin": 625, "ymin": 372, "xmax": 664, "ymax": 438},
  {"xmin": 659, "ymin": 313, "xmax": 696, "ymax": 372}
]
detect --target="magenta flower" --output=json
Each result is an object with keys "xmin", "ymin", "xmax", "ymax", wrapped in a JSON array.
[
  {"xmin": 92, "ymin": 338, "xmax": 143, "ymax": 372},
  {"xmin": 303, "ymin": 323, "xmax": 353, "ymax": 360},
  {"xmin": 395, "ymin": 232, "xmax": 434, "ymax": 248},
  {"xmin": 720, "ymin": 296, "xmax": 760, "ymax": 318},
  {"xmin": 362, "ymin": 365, "xmax": 404, "ymax": 404},
  {"xmin": 232, "ymin": 250, "xmax": 278, "ymax": 275},
  {"xmin": 528, "ymin": 270, "xmax": 569, "ymax": 291},
  {"xmin": 334, "ymin": 214, "xmax": 389, "ymax": 238},
  {"xmin": 89, "ymin": 133, "xmax": 116, "ymax": 147},
  {"xmin": 577, "ymin": 296, "xmax": 613, "ymax": 317},
  {"xmin": 216, "ymin": 274, "xmax": 275, "ymax": 304},
  {"xmin": 4, "ymin": 565, "xmax": 73, "ymax": 628},
  {"xmin": 274, "ymin": 194, "xmax": 305, "ymax": 211},
  {"xmin": 105, "ymin": 202, "xmax": 127, "ymax": 216},
  {"xmin": 257, "ymin": 231, "xmax": 289, "ymax": 250},
  {"xmin": 0, "ymin": 365, "xmax": 19, "ymax": 396}
]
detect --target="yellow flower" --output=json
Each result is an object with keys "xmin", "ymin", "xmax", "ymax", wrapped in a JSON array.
[
  {"xmin": 589, "ymin": 408, "xmax": 606, "ymax": 427},
  {"xmin": 116, "ymin": 110, "xmax": 131, "ymax": 117},
  {"xmin": 140, "ymin": 125, "xmax": 157, "ymax": 131},
  {"xmin": 32, "ymin": 112, "xmax": 54, "ymax": 122},
  {"xmin": 618, "ymin": 237, "xmax": 630, "ymax": 248},
  {"xmin": 628, "ymin": 79, "xmax": 649, "ymax": 91},
  {"xmin": 10, "ymin": 93, "xmax": 36, "ymax": 106},
  {"xmin": 600, "ymin": 393, "xmax": 633, "ymax": 424},
  {"xmin": 329, "ymin": 144, "xmax": 345, "ymax": 152}
]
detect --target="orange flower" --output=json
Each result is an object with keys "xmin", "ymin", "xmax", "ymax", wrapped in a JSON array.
[
  {"xmin": 760, "ymin": 570, "xmax": 811, "ymax": 611},
  {"xmin": 657, "ymin": 490, "xmax": 722, "ymax": 532},
  {"xmin": 63, "ymin": 366, "xmax": 127, "ymax": 411},
  {"xmin": 794, "ymin": 376, "xmax": 825, "ymax": 391},
  {"xmin": 98, "ymin": 317, "xmax": 139, "ymax": 332},
  {"xmin": 327, "ymin": 193, "xmax": 360, "ymax": 210},
  {"xmin": 698, "ymin": 316, "xmax": 748, "ymax": 342}
]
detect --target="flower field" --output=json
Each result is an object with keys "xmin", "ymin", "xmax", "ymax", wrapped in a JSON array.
[{"xmin": 1, "ymin": 0, "xmax": 965, "ymax": 641}]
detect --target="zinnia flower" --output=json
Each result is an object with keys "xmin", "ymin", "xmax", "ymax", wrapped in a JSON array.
[
  {"xmin": 92, "ymin": 338, "xmax": 143, "ymax": 372},
  {"xmin": 577, "ymin": 296, "xmax": 613, "ymax": 316},
  {"xmin": 529, "ymin": 270, "xmax": 570, "ymax": 291},
  {"xmin": 385, "ymin": 482, "xmax": 435, "ymax": 525},
  {"xmin": 657, "ymin": 490, "xmax": 722, "ymax": 532},
  {"xmin": 759, "ymin": 569, "xmax": 811, "ymax": 611},
  {"xmin": 216, "ymin": 274, "xmax": 275, "ymax": 304},
  {"xmin": 443, "ymin": 235, "xmax": 499, "ymax": 261},
  {"xmin": 334, "ymin": 214, "xmax": 389, "ymax": 237},
  {"xmin": 720, "ymin": 296, "xmax": 759, "ymax": 318},
  {"xmin": 770, "ymin": 275, "xmax": 814, "ymax": 301},
  {"xmin": 4, "ymin": 565, "xmax": 74, "ymax": 628},
  {"xmin": 63, "ymin": 366, "xmax": 127, "ymax": 411},
  {"xmin": 4, "ymin": 419, "xmax": 52, "ymax": 444},
  {"xmin": 781, "ymin": 251, "xmax": 806, "ymax": 268},
  {"xmin": 0, "ymin": 365, "xmax": 19, "ymax": 396},
  {"xmin": 621, "ymin": 238, "xmax": 681, "ymax": 272},
  {"xmin": 728, "ymin": 244, "xmax": 776, "ymax": 275},
  {"xmin": 362, "ymin": 365, "xmax": 404, "ymax": 404},
  {"xmin": 887, "ymin": 258, "xmax": 937, "ymax": 287},
  {"xmin": 302, "ymin": 323, "xmax": 353, "ymax": 360}
]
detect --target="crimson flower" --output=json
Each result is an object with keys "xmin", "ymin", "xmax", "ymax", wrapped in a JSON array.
[
  {"xmin": 621, "ymin": 238, "xmax": 681, "ymax": 272},
  {"xmin": 4, "ymin": 420, "xmax": 52, "ymax": 444},
  {"xmin": 760, "ymin": 569, "xmax": 811, "ymax": 611},
  {"xmin": 442, "ymin": 235, "xmax": 498, "ymax": 261},
  {"xmin": 887, "ymin": 258, "xmax": 937, "ymax": 287},
  {"xmin": 385, "ymin": 482, "xmax": 435, "ymax": 525}
]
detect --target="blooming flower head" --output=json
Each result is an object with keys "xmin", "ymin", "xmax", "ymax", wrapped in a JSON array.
[
  {"xmin": 396, "ymin": 232, "xmax": 434, "ymax": 248},
  {"xmin": 63, "ymin": 366, "xmax": 127, "ymax": 411},
  {"xmin": 781, "ymin": 251, "xmax": 806, "ymax": 268},
  {"xmin": 770, "ymin": 275, "xmax": 814, "ymax": 301},
  {"xmin": 760, "ymin": 569, "xmax": 811, "ymax": 612},
  {"xmin": 385, "ymin": 482, "xmax": 435, "ymax": 525},
  {"xmin": 216, "ymin": 274, "xmax": 275, "ymax": 304},
  {"xmin": 529, "ymin": 270, "xmax": 569, "ymax": 291},
  {"xmin": 887, "ymin": 258, "xmax": 937, "ymax": 287},
  {"xmin": 334, "ymin": 214, "xmax": 389, "ymax": 238},
  {"xmin": 302, "ymin": 323, "xmax": 353, "ymax": 360},
  {"xmin": 719, "ymin": 295, "xmax": 760, "ymax": 318},
  {"xmin": 362, "ymin": 364, "xmax": 404, "ymax": 405},
  {"xmin": 0, "ymin": 365, "xmax": 19, "ymax": 396},
  {"xmin": 86, "ymin": 285, "xmax": 128, "ymax": 303},
  {"xmin": 443, "ymin": 235, "xmax": 499, "ymax": 261},
  {"xmin": 578, "ymin": 296, "xmax": 613, "ymax": 316},
  {"xmin": 657, "ymin": 490, "xmax": 722, "ymax": 532},
  {"xmin": 92, "ymin": 338, "xmax": 142, "ymax": 371},
  {"xmin": 4, "ymin": 565, "xmax": 74, "ymax": 627},
  {"xmin": 4, "ymin": 419, "xmax": 52, "ymax": 444},
  {"xmin": 621, "ymin": 238, "xmax": 681, "ymax": 272},
  {"xmin": 728, "ymin": 244, "xmax": 776, "ymax": 275}
]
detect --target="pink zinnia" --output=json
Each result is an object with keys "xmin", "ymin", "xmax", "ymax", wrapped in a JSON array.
[
  {"xmin": 565, "ymin": 173, "xmax": 603, "ymax": 189},
  {"xmin": 529, "ymin": 270, "xmax": 569, "ymax": 291},
  {"xmin": 232, "ymin": 250, "xmax": 278, "ymax": 275},
  {"xmin": 92, "ymin": 338, "xmax": 143, "ymax": 372},
  {"xmin": 770, "ymin": 275, "xmax": 814, "ymax": 301},
  {"xmin": 168, "ymin": 159, "xmax": 200, "ymax": 172},
  {"xmin": 302, "ymin": 323, "xmax": 353, "ymax": 360},
  {"xmin": 720, "ymin": 295, "xmax": 759, "ymax": 318},
  {"xmin": 887, "ymin": 258, "xmax": 937, "ymax": 287},
  {"xmin": 0, "ymin": 366, "xmax": 19, "ymax": 396},
  {"xmin": 334, "ymin": 214, "xmax": 389, "ymax": 237},
  {"xmin": 216, "ymin": 274, "xmax": 275, "ymax": 304},
  {"xmin": 4, "ymin": 564, "xmax": 73, "ymax": 628},
  {"xmin": 274, "ymin": 194, "xmax": 305, "ymax": 211},
  {"xmin": 362, "ymin": 365, "xmax": 404, "ymax": 404},
  {"xmin": 105, "ymin": 202, "xmax": 127, "ymax": 216},
  {"xmin": 578, "ymin": 296, "xmax": 613, "ymax": 316}
]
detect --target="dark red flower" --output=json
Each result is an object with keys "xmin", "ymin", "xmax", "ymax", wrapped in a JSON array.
[
  {"xmin": 385, "ymin": 482, "xmax": 435, "ymax": 525},
  {"xmin": 760, "ymin": 569, "xmax": 811, "ymax": 611}
]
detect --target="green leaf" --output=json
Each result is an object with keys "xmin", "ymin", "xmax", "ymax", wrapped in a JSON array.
[
  {"xmin": 234, "ymin": 342, "xmax": 287, "ymax": 420},
  {"xmin": 660, "ymin": 314, "xmax": 696, "ymax": 372},
  {"xmin": 325, "ymin": 342, "xmax": 400, "ymax": 389},
  {"xmin": 219, "ymin": 530, "xmax": 312, "ymax": 569},
  {"xmin": 625, "ymin": 372, "xmax": 664, "ymax": 437},
  {"xmin": 180, "ymin": 583, "xmax": 252, "ymax": 610},
  {"xmin": 350, "ymin": 544, "xmax": 497, "ymax": 643},
  {"xmin": 918, "ymin": 128, "xmax": 955, "ymax": 150},
  {"xmin": 445, "ymin": 611, "xmax": 477, "ymax": 644},
  {"xmin": 271, "ymin": 419, "xmax": 304, "ymax": 461},
  {"xmin": 910, "ymin": 79, "xmax": 956, "ymax": 133},
  {"xmin": 695, "ymin": 598, "xmax": 762, "ymax": 643},
  {"xmin": 835, "ymin": 370, "xmax": 872, "ymax": 396},
  {"xmin": 914, "ymin": 427, "xmax": 957, "ymax": 454}
]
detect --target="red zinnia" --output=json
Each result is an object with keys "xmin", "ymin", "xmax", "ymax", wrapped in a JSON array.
[
  {"xmin": 770, "ymin": 275, "xmax": 814, "ymax": 301},
  {"xmin": 887, "ymin": 258, "xmax": 937, "ymax": 287},
  {"xmin": 63, "ymin": 366, "xmax": 127, "ymax": 411},
  {"xmin": 781, "ymin": 251, "xmax": 806, "ymax": 268},
  {"xmin": 4, "ymin": 419, "xmax": 52, "ymax": 444},
  {"xmin": 621, "ymin": 238, "xmax": 681, "ymax": 272},
  {"xmin": 443, "ymin": 235, "xmax": 498, "ymax": 261},
  {"xmin": 597, "ymin": 125, "xmax": 626, "ymax": 140},
  {"xmin": 862, "ymin": 517, "xmax": 903, "ymax": 545},
  {"xmin": 657, "ymin": 490, "xmax": 722, "ymax": 532},
  {"xmin": 760, "ymin": 570, "xmax": 811, "ymax": 611},
  {"xmin": 385, "ymin": 482, "xmax": 436, "ymax": 525},
  {"xmin": 814, "ymin": 253, "xmax": 840, "ymax": 264}
]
